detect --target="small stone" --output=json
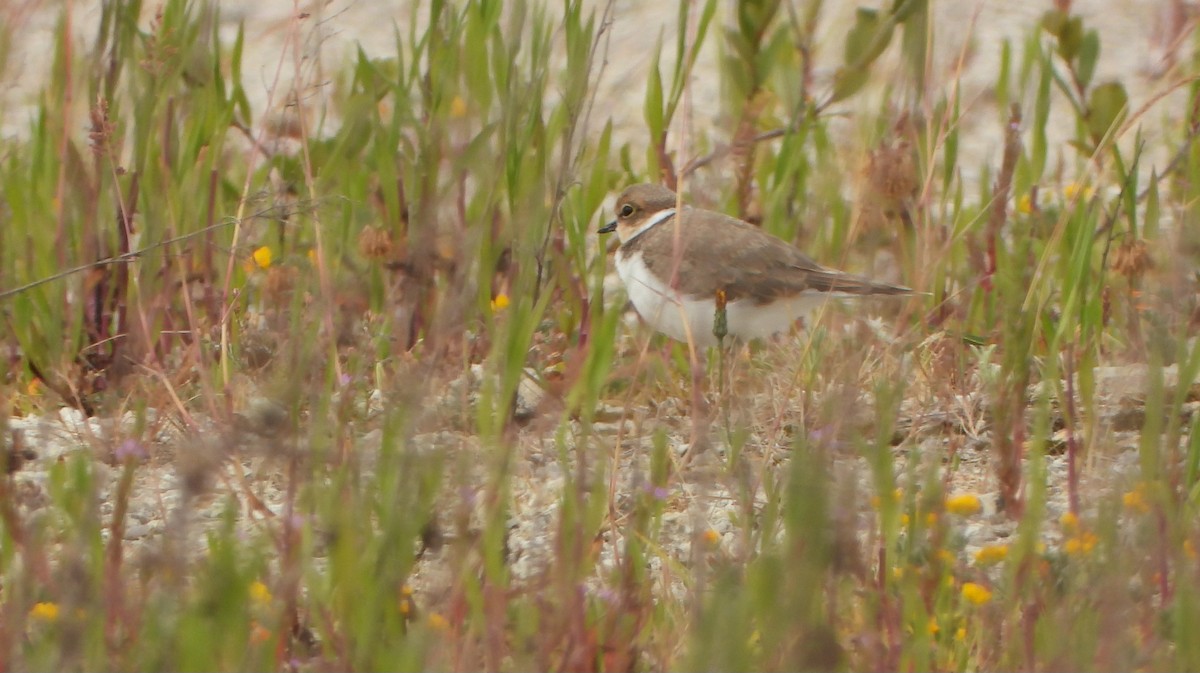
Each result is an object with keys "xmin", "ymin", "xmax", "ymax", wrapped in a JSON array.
[
  {"xmin": 123, "ymin": 524, "xmax": 150, "ymax": 540},
  {"xmin": 592, "ymin": 421, "xmax": 633, "ymax": 435},
  {"xmin": 514, "ymin": 373, "xmax": 545, "ymax": 420},
  {"xmin": 239, "ymin": 398, "xmax": 290, "ymax": 437},
  {"xmin": 593, "ymin": 404, "xmax": 626, "ymax": 422}
]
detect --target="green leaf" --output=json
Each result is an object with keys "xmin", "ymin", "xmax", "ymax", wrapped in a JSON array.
[
  {"xmin": 738, "ymin": 0, "xmax": 782, "ymax": 39},
  {"xmin": 666, "ymin": 0, "xmax": 717, "ymax": 121},
  {"xmin": 1121, "ymin": 140, "xmax": 1141, "ymax": 236},
  {"xmin": 620, "ymin": 143, "xmax": 635, "ymax": 178},
  {"xmin": 464, "ymin": 10, "xmax": 493, "ymax": 111},
  {"xmin": 1076, "ymin": 29, "xmax": 1100, "ymax": 89},
  {"xmin": 828, "ymin": 66, "xmax": 870, "ymax": 105},
  {"xmin": 1087, "ymin": 81, "xmax": 1129, "ymax": 145},
  {"xmin": 1144, "ymin": 169, "xmax": 1160, "ymax": 239},
  {"xmin": 849, "ymin": 8, "xmax": 897, "ymax": 66},
  {"xmin": 1032, "ymin": 45, "xmax": 1052, "ymax": 180},
  {"xmin": 942, "ymin": 91, "xmax": 960, "ymax": 192},
  {"xmin": 898, "ymin": 0, "xmax": 929, "ymax": 88},
  {"xmin": 1041, "ymin": 10, "xmax": 1085, "ymax": 61},
  {"xmin": 844, "ymin": 8, "xmax": 882, "ymax": 63},
  {"xmin": 1040, "ymin": 9, "xmax": 1068, "ymax": 38},
  {"xmin": 892, "ymin": 0, "xmax": 927, "ymax": 23},
  {"xmin": 644, "ymin": 34, "xmax": 665, "ymax": 142},
  {"xmin": 1060, "ymin": 16, "xmax": 1084, "ymax": 61}
]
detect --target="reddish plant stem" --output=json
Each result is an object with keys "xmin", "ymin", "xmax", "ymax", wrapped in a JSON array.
[{"xmin": 984, "ymin": 105, "xmax": 1022, "ymax": 292}]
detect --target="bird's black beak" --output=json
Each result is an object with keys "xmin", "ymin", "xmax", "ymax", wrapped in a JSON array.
[{"xmin": 598, "ymin": 219, "xmax": 616, "ymax": 234}]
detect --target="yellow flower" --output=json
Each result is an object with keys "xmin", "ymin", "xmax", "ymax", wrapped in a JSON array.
[
  {"xmin": 1059, "ymin": 511, "xmax": 1080, "ymax": 531},
  {"xmin": 899, "ymin": 513, "xmax": 911, "ymax": 527},
  {"xmin": 871, "ymin": 488, "xmax": 903, "ymax": 509},
  {"xmin": 703, "ymin": 529, "xmax": 721, "ymax": 545},
  {"xmin": 1063, "ymin": 181, "xmax": 1096, "ymax": 201},
  {"xmin": 1185, "ymin": 540, "xmax": 1198, "ymax": 560},
  {"xmin": 1064, "ymin": 531, "xmax": 1098, "ymax": 556},
  {"xmin": 29, "ymin": 602, "xmax": 59, "ymax": 622},
  {"xmin": 1017, "ymin": 193, "xmax": 1033, "ymax": 214},
  {"xmin": 428, "ymin": 612, "xmax": 449, "ymax": 631},
  {"xmin": 936, "ymin": 548, "xmax": 956, "ymax": 565},
  {"xmin": 450, "ymin": 95, "xmax": 468, "ymax": 118},
  {"xmin": 945, "ymin": 494, "xmax": 982, "ymax": 516},
  {"xmin": 26, "ymin": 377, "xmax": 42, "ymax": 396},
  {"xmin": 252, "ymin": 246, "xmax": 273, "ymax": 270},
  {"xmin": 974, "ymin": 544, "xmax": 1009, "ymax": 565},
  {"xmin": 961, "ymin": 582, "xmax": 993, "ymax": 605},
  {"xmin": 1123, "ymin": 485, "xmax": 1150, "ymax": 513},
  {"xmin": 399, "ymin": 583, "xmax": 415, "ymax": 615},
  {"xmin": 491, "ymin": 294, "xmax": 510, "ymax": 312},
  {"xmin": 249, "ymin": 581, "xmax": 271, "ymax": 605},
  {"xmin": 925, "ymin": 512, "xmax": 940, "ymax": 527},
  {"xmin": 955, "ymin": 627, "xmax": 967, "ymax": 642},
  {"xmin": 927, "ymin": 617, "xmax": 940, "ymax": 635}
]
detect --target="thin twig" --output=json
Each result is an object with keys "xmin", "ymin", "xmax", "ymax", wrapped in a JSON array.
[
  {"xmin": 0, "ymin": 202, "xmax": 311, "ymax": 303},
  {"xmin": 681, "ymin": 127, "xmax": 787, "ymax": 177}
]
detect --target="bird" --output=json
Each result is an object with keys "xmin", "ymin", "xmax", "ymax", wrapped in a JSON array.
[{"xmin": 598, "ymin": 183, "xmax": 914, "ymax": 347}]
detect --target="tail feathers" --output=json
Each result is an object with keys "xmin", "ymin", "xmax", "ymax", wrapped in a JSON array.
[{"xmin": 806, "ymin": 269, "xmax": 914, "ymax": 296}]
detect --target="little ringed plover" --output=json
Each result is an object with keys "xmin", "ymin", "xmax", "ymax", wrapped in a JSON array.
[{"xmin": 598, "ymin": 183, "xmax": 914, "ymax": 347}]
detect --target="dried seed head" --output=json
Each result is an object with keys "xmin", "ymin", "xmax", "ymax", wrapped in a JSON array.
[
  {"xmin": 88, "ymin": 97, "xmax": 116, "ymax": 158},
  {"xmin": 862, "ymin": 140, "xmax": 919, "ymax": 217},
  {"xmin": 1111, "ymin": 238, "xmax": 1152, "ymax": 280},
  {"xmin": 357, "ymin": 226, "xmax": 394, "ymax": 261},
  {"xmin": 263, "ymin": 264, "xmax": 298, "ymax": 303}
]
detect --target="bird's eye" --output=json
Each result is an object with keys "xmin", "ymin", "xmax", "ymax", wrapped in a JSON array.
[{"xmin": 620, "ymin": 204, "xmax": 635, "ymax": 217}]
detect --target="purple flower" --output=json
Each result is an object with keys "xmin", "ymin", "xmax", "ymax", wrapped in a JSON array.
[
  {"xmin": 459, "ymin": 486, "xmax": 478, "ymax": 507},
  {"xmin": 115, "ymin": 439, "xmax": 148, "ymax": 462},
  {"xmin": 592, "ymin": 585, "xmax": 618, "ymax": 605},
  {"xmin": 639, "ymin": 481, "xmax": 668, "ymax": 501}
]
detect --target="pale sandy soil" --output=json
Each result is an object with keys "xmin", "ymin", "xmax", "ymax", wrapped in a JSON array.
[{"xmin": 2, "ymin": 1, "xmax": 1184, "ymax": 164}]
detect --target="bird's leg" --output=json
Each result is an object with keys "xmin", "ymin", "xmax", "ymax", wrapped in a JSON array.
[
  {"xmin": 684, "ymin": 290, "xmax": 728, "ymax": 462},
  {"xmin": 686, "ymin": 357, "xmax": 712, "ymax": 461}
]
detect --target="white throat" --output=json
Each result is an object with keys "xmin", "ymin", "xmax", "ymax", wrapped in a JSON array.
[{"xmin": 623, "ymin": 207, "xmax": 677, "ymax": 244}]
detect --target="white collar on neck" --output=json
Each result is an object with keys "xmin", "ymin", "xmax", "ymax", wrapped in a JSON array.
[{"xmin": 624, "ymin": 207, "xmax": 677, "ymax": 244}]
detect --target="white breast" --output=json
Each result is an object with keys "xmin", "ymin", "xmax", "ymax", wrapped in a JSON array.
[{"xmin": 614, "ymin": 250, "xmax": 831, "ymax": 347}]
